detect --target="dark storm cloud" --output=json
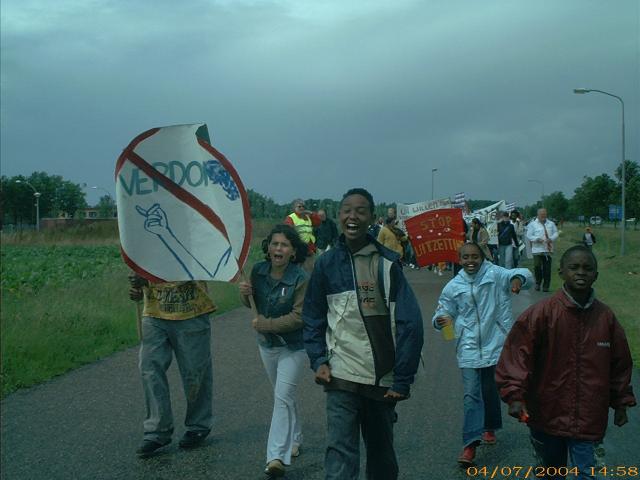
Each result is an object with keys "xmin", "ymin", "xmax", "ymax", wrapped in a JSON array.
[{"xmin": 1, "ymin": 0, "xmax": 637, "ymax": 207}]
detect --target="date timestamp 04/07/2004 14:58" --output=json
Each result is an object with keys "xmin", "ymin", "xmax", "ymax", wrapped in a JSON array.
[{"xmin": 466, "ymin": 465, "xmax": 639, "ymax": 478}]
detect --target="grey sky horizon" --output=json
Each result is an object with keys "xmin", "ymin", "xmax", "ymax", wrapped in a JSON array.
[{"xmin": 1, "ymin": 0, "xmax": 638, "ymax": 208}]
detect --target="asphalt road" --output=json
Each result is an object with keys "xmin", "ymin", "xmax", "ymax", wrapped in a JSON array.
[{"xmin": 2, "ymin": 268, "xmax": 638, "ymax": 480}]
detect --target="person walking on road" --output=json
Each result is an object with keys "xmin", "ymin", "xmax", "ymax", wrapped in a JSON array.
[
  {"xmin": 510, "ymin": 211, "xmax": 524, "ymax": 267},
  {"xmin": 238, "ymin": 224, "xmax": 309, "ymax": 478},
  {"xmin": 497, "ymin": 211, "xmax": 519, "ymax": 269},
  {"xmin": 526, "ymin": 208, "xmax": 558, "ymax": 292},
  {"xmin": 377, "ymin": 217, "xmax": 407, "ymax": 259},
  {"xmin": 496, "ymin": 246, "xmax": 636, "ymax": 478},
  {"xmin": 284, "ymin": 199, "xmax": 321, "ymax": 272},
  {"xmin": 314, "ymin": 209, "xmax": 339, "ymax": 254},
  {"xmin": 128, "ymin": 275, "xmax": 216, "ymax": 458},
  {"xmin": 303, "ymin": 188, "xmax": 424, "ymax": 480},
  {"xmin": 468, "ymin": 218, "xmax": 493, "ymax": 262},
  {"xmin": 582, "ymin": 227, "xmax": 596, "ymax": 250},
  {"xmin": 432, "ymin": 242, "xmax": 533, "ymax": 467}
]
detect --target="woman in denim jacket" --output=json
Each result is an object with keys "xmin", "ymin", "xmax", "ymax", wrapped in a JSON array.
[{"xmin": 239, "ymin": 224, "xmax": 309, "ymax": 478}]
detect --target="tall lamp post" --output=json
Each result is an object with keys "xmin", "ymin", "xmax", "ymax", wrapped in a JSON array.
[
  {"xmin": 527, "ymin": 179, "xmax": 544, "ymax": 203},
  {"xmin": 15, "ymin": 180, "xmax": 41, "ymax": 231},
  {"xmin": 574, "ymin": 88, "xmax": 626, "ymax": 255},
  {"xmin": 91, "ymin": 186, "xmax": 114, "ymax": 218},
  {"xmin": 431, "ymin": 168, "xmax": 438, "ymax": 200}
]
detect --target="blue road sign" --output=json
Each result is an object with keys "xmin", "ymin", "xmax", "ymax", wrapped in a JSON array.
[{"xmin": 608, "ymin": 204, "xmax": 622, "ymax": 220}]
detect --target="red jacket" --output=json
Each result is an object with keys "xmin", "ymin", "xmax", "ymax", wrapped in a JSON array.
[{"xmin": 496, "ymin": 289, "xmax": 635, "ymax": 441}]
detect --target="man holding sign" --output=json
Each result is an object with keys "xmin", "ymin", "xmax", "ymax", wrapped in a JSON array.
[
  {"xmin": 129, "ymin": 276, "xmax": 216, "ymax": 457},
  {"xmin": 116, "ymin": 124, "xmax": 252, "ymax": 458}
]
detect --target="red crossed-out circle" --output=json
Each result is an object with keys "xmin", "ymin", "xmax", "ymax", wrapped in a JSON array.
[{"xmin": 115, "ymin": 127, "xmax": 252, "ymax": 282}]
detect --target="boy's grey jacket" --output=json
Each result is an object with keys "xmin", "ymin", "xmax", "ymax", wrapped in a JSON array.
[
  {"xmin": 432, "ymin": 260, "xmax": 533, "ymax": 369},
  {"xmin": 302, "ymin": 235, "xmax": 424, "ymax": 396}
]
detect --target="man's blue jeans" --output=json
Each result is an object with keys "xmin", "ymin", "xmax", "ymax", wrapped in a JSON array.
[
  {"xmin": 139, "ymin": 314, "xmax": 213, "ymax": 444},
  {"xmin": 461, "ymin": 366, "xmax": 502, "ymax": 447},
  {"xmin": 530, "ymin": 429, "xmax": 597, "ymax": 479},
  {"xmin": 498, "ymin": 244, "xmax": 514, "ymax": 268},
  {"xmin": 325, "ymin": 389, "xmax": 398, "ymax": 480}
]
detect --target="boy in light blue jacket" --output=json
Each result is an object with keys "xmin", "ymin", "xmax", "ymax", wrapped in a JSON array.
[{"xmin": 433, "ymin": 242, "xmax": 533, "ymax": 467}]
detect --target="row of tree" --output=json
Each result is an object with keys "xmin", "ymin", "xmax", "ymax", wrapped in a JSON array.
[
  {"xmin": 248, "ymin": 161, "xmax": 639, "ymax": 224},
  {"xmin": 0, "ymin": 173, "xmax": 88, "ymax": 226},
  {"xmin": 3, "ymin": 160, "xmax": 637, "ymax": 227},
  {"xmin": 521, "ymin": 160, "xmax": 639, "ymax": 222}
]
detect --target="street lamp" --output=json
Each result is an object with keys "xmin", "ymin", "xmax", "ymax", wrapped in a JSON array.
[
  {"xmin": 527, "ymin": 179, "xmax": 544, "ymax": 201},
  {"xmin": 91, "ymin": 185, "xmax": 114, "ymax": 218},
  {"xmin": 574, "ymin": 88, "xmax": 626, "ymax": 255},
  {"xmin": 15, "ymin": 180, "xmax": 41, "ymax": 231},
  {"xmin": 431, "ymin": 168, "xmax": 438, "ymax": 200}
]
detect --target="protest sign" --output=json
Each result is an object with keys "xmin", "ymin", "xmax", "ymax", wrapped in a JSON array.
[
  {"xmin": 397, "ymin": 198, "xmax": 452, "ymax": 230},
  {"xmin": 115, "ymin": 123, "xmax": 251, "ymax": 282},
  {"xmin": 464, "ymin": 200, "xmax": 506, "ymax": 244},
  {"xmin": 404, "ymin": 208, "xmax": 466, "ymax": 266}
]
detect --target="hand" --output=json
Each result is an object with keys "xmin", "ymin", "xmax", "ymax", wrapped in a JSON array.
[
  {"xmin": 238, "ymin": 281, "xmax": 253, "ymax": 297},
  {"xmin": 128, "ymin": 272, "xmax": 148, "ymax": 288},
  {"xmin": 129, "ymin": 287, "xmax": 143, "ymax": 302},
  {"xmin": 384, "ymin": 389, "xmax": 407, "ymax": 401},
  {"xmin": 315, "ymin": 364, "xmax": 332, "ymax": 385},
  {"xmin": 508, "ymin": 401, "xmax": 529, "ymax": 422},
  {"xmin": 510, "ymin": 277, "xmax": 523, "ymax": 294},
  {"xmin": 614, "ymin": 407, "xmax": 628, "ymax": 426},
  {"xmin": 136, "ymin": 203, "xmax": 171, "ymax": 236},
  {"xmin": 435, "ymin": 316, "xmax": 452, "ymax": 327},
  {"xmin": 251, "ymin": 315, "xmax": 269, "ymax": 332}
]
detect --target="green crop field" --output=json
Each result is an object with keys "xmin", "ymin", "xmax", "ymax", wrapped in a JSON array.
[
  {"xmin": 0, "ymin": 220, "xmax": 274, "ymax": 398},
  {"xmin": 1, "ymin": 244, "xmax": 124, "ymax": 294}
]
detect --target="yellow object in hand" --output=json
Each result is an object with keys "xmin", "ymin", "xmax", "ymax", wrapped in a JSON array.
[
  {"xmin": 440, "ymin": 316, "xmax": 455, "ymax": 341},
  {"xmin": 442, "ymin": 323, "xmax": 455, "ymax": 341}
]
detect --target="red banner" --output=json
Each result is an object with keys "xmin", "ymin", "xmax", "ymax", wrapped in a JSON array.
[{"xmin": 404, "ymin": 208, "xmax": 466, "ymax": 267}]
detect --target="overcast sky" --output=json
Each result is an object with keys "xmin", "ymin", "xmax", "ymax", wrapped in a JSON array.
[{"xmin": 1, "ymin": 0, "xmax": 638, "ymax": 207}]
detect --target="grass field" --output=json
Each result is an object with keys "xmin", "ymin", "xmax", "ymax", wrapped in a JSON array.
[
  {"xmin": 0, "ymin": 220, "xmax": 276, "ymax": 397},
  {"xmin": 1, "ymin": 219, "xmax": 638, "ymax": 397}
]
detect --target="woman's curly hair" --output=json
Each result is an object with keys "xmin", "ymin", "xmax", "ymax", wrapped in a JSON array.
[{"xmin": 261, "ymin": 224, "xmax": 308, "ymax": 264}]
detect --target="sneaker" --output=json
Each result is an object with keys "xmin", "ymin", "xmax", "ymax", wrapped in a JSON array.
[
  {"xmin": 482, "ymin": 431, "xmax": 497, "ymax": 444},
  {"xmin": 179, "ymin": 430, "xmax": 210, "ymax": 449},
  {"xmin": 542, "ymin": 287, "xmax": 550, "ymax": 292},
  {"xmin": 534, "ymin": 284, "xmax": 541, "ymax": 291},
  {"xmin": 458, "ymin": 444, "xmax": 476, "ymax": 466},
  {"xmin": 265, "ymin": 459, "xmax": 285, "ymax": 477},
  {"xmin": 438, "ymin": 270, "xmax": 443, "ymax": 276},
  {"xmin": 136, "ymin": 440, "xmax": 170, "ymax": 458},
  {"xmin": 291, "ymin": 444, "xmax": 301, "ymax": 458}
]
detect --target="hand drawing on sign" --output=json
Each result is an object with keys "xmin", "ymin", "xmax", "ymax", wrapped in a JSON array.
[
  {"xmin": 136, "ymin": 203, "xmax": 232, "ymax": 280},
  {"xmin": 204, "ymin": 160, "xmax": 240, "ymax": 201}
]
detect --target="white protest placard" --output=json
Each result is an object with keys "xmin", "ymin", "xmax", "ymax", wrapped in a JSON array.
[
  {"xmin": 464, "ymin": 200, "xmax": 506, "ymax": 244},
  {"xmin": 397, "ymin": 198, "xmax": 452, "ymax": 230},
  {"xmin": 115, "ymin": 124, "xmax": 251, "ymax": 282}
]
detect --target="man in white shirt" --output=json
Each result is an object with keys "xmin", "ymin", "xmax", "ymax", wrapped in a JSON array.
[{"xmin": 525, "ymin": 208, "xmax": 558, "ymax": 292}]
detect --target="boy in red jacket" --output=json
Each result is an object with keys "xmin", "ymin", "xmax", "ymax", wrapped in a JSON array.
[{"xmin": 496, "ymin": 245, "xmax": 635, "ymax": 478}]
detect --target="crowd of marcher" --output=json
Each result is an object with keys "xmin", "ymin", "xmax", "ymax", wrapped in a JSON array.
[{"xmin": 127, "ymin": 191, "xmax": 635, "ymax": 480}]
